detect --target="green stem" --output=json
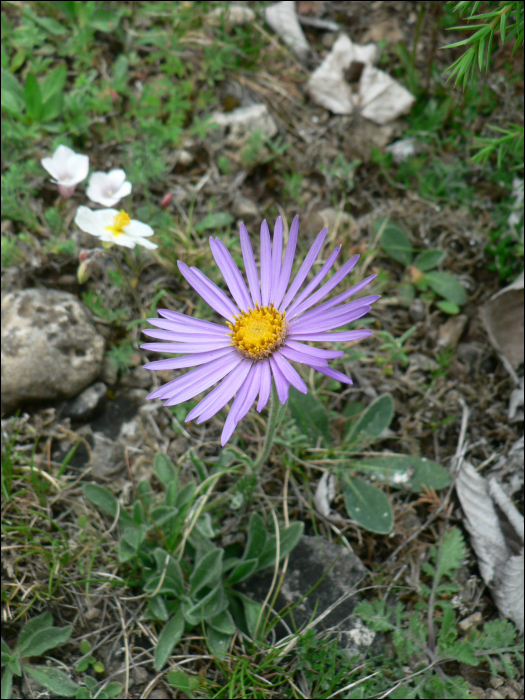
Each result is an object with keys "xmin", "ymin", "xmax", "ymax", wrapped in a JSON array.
[{"xmin": 252, "ymin": 384, "xmax": 286, "ymax": 472}]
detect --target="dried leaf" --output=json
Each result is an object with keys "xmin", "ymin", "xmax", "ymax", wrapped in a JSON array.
[
  {"xmin": 480, "ymin": 271, "xmax": 524, "ymax": 369},
  {"xmin": 265, "ymin": 1, "xmax": 310, "ymax": 59},
  {"xmin": 313, "ymin": 471, "xmax": 336, "ymax": 517},
  {"xmin": 456, "ymin": 460, "xmax": 524, "ymax": 633}
]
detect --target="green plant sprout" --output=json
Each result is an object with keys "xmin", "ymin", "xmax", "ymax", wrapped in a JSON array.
[
  {"xmin": 83, "ymin": 453, "xmax": 304, "ymax": 668},
  {"xmin": 285, "ymin": 389, "xmax": 451, "ymax": 535},
  {"xmin": 355, "ymin": 528, "xmax": 524, "ymax": 697},
  {"xmin": 374, "ymin": 216, "xmax": 467, "ymax": 314},
  {"xmin": 1, "ymin": 612, "xmax": 122, "ymax": 699}
]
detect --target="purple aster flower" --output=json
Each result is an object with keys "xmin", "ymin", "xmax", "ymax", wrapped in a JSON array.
[{"xmin": 142, "ymin": 217, "xmax": 379, "ymax": 445}]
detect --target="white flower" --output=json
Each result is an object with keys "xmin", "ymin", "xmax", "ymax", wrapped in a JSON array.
[
  {"xmin": 74, "ymin": 206, "xmax": 158, "ymax": 249},
  {"xmin": 41, "ymin": 145, "xmax": 89, "ymax": 198},
  {"xmin": 86, "ymin": 169, "xmax": 132, "ymax": 207}
]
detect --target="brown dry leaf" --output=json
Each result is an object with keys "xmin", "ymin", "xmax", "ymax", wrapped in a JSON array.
[{"xmin": 480, "ymin": 271, "xmax": 524, "ymax": 370}]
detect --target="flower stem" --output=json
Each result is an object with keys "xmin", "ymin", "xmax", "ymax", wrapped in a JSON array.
[{"xmin": 253, "ymin": 384, "xmax": 286, "ymax": 472}]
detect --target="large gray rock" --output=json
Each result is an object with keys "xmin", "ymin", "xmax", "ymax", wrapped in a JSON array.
[{"xmin": 1, "ymin": 288, "xmax": 105, "ymax": 410}]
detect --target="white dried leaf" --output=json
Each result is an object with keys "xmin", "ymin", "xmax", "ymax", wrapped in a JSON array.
[
  {"xmin": 456, "ymin": 460, "xmax": 524, "ymax": 633},
  {"xmin": 208, "ymin": 4, "xmax": 255, "ymax": 25},
  {"xmin": 313, "ymin": 471, "xmax": 336, "ymax": 518},
  {"xmin": 265, "ymin": 1, "xmax": 310, "ymax": 59},
  {"xmin": 480, "ymin": 271, "xmax": 524, "ymax": 370},
  {"xmin": 307, "ymin": 34, "xmax": 414, "ymax": 124}
]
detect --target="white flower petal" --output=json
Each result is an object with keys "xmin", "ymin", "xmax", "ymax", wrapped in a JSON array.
[
  {"xmin": 74, "ymin": 206, "xmax": 118, "ymax": 236},
  {"xmin": 124, "ymin": 220, "xmax": 154, "ymax": 238}
]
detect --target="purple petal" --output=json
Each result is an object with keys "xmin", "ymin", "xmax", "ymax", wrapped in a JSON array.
[
  {"xmin": 163, "ymin": 357, "xmax": 243, "ymax": 407},
  {"xmin": 142, "ymin": 329, "xmax": 227, "ymax": 342},
  {"xmin": 291, "ymin": 294, "xmax": 380, "ymax": 329},
  {"xmin": 240, "ymin": 222, "xmax": 261, "ymax": 306},
  {"xmin": 272, "ymin": 352, "xmax": 308, "ymax": 394},
  {"xmin": 269, "ymin": 355, "xmax": 290, "ymax": 404},
  {"xmin": 221, "ymin": 363, "xmax": 263, "ymax": 445},
  {"xmin": 288, "ymin": 255, "xmax": 361, "ymax": 319},
  {"xmin": 186, "ymin": 359, "xmax": 253, "ymax": 423},
  {"xmin": 257, "ymin": 359, "xmax": 272, "ymax": 412},
  {"xmin": 260, "ymin": 220, "xmax": 272, "ymax": 306},
  {"xmin": 273, "ymin": 215, "xmax": 298, "ymax": 309},
  {"xmin": 287, "ymin": 276, "xmax": 378, "ymax": 324},
  {"xmin": 283, "ymin": 340, "xmax": 345, "ymax": 360},
  {"xmin": 311, "ymin": 365, "xmax": 353, "ymax": 385},
  {"xmin": 157, "ymin": 309, "xmax": 230, "ymax": 333},
  {"xmin": 209, "ymin": 237, "xmax": 252, "ymax": 312},
  {"xmin": 147, "ymin": 317, "xmax": 228, "ymax": 336},
  {"xmin": 178, "ymin": 261, "xmax": 238, "ymax": 321},
  {"xmin": 148, "ymin": 352, "xmax": 242, "ymax": 401},
  {"xmin": 279, "ymin": 228, "xmax": 327, "ymax": 312},
  {"xmin": 288, "ymin": 305, "xmax": 372, "ymax": 334},
  {"xmin": 143, "ymin": 347, "xmax": 234, "ymax": 371},
  {"xmin": 278, "ymin": 346, "xmax": 328, "ymax": 367},
  {"xmin": 141, "ymin": 340, "xmax": 231, "ymax": 353},
  {"xmin": 285, "ymin": 245, "xmax": 341, "ymax": 318},
  {"xmin": 271, "ymin": 217, "xmax": 283, "ymax": 301},
  {"xmin": 287, "ymin": 329, "xmax": 373, "ymax": 342}
]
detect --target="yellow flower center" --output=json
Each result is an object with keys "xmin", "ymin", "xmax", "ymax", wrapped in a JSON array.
[
  {"xmin": 105, "ymin": 210, "xmax": 130, "ymax": 237},
  {"xmin": 227, "ymin": 304, "xmax": 287, "ymax": 360}
]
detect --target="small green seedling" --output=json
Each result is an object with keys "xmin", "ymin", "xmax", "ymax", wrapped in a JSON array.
[
  {"xmin": 287, "ymin": 389, "xmax": 451, "ymax": 535},
  {"xmin": 374, "ymin": 217, "xmax": 467, "ymax": 314},
  {"xmin": 84, "ymin": 453, "xmax": 304, "ymax": 668}
]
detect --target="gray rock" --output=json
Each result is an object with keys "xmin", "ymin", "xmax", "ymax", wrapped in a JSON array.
[
  {"xmin": 62, "ymin": 382, "xmax": 107, "ymax": 421},
  {"xmin": 409, "ymin": 297, "xmax": 426, "ymax": 323},
  {"xmin": 1, "ymin": 289, "xmax": 105, "ymax": 411},
  {"xmin": 210, "ymin": 104, "xmax": 278, "ymax": 149},
  {"xmin": 237, "ymin": 535, "xmax": 367, "ymax": 636},
  {"xmin": 232, "ymin": 194, "xmax": 260, "ymax": 220},
  {"xmin": 120, "ymin": 366, "xmax": 152, "ymax": 389}
]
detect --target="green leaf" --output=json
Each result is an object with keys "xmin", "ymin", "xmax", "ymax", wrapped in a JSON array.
[
  {"xmin": 104, "ymin": 682, "xmax": 124, "ymax": 698},
  {"xmin": 154, "ymin": 453, "xmax": 176, "ymax": 485},
  {"xmin": 206, "ymin": 627, "xmax": 233, "ymax": 661},
  {"xmin": 1, "ymin": 667, "xmax": 12, "ymax": 700},
  {"xmin": 26, "ymin": 666, "xmax": 79, "ymax": 697},
  {"xmin": 375, "ymin": 217, "xmax": 413, "ymax": 266},
  {"xmin": 351, "ymin": 454, "xmax": 451, "ymax": 492},
  {"xmin": 83, "ymin": 484, "xmax": 118, "ymax": 518},
  {"xmin": 436, "ymin": 300, "xmax": 460, "ymax": 315},
  {"xmin": 41, "ymin": 92, "xmax": 63, "ymax": 122},
  {"xmin": 441, "ymin": 640, "xmax": 478, "ymax": 665},
  {"xmin": 1, "ymin": 68, "xmax": 24, "ymax": 115},
  {"xmin": 184, "ymin": 584, "xmax": 228, "ymax": 624},
  {"xmin": 148, "ymin": 595, "xmax": 169, "ymax": 621},
  {"xmin": 1, "ymin": 638, "xmax": 12, "ymax": 666},
  {"xmin": 79, "ymin": 640, "xmax": 91, "ymax": 655},
  {"xmin": 24, "ymin": 8, "xmax": 66, "ymax": 35},
  {"xmin": 137, "ymin": 479, "xmax": 154, "ymax": 509},
  {"xmin": 154, "ymin": 608, "xmax": 184, "ymax": 671},
  {"xmin": 227, "ymin": 558, "xmax": 259, "ymax": 585},
  {"xmin": 343, "ymin": 477, "xmax": 393, "ymax": 534},
  {"xmin": 424, "ymin": 271, "xmax": 467, "ymax": 305},
  {"xmin": 18, "ymin": 613, "xmax": 53, "ymax": 650},
  {"xmin": 167, "ymin": 670, "xmax": 200, "ymax": 696},
  {"xmin": 189, "ymin": 549, "xmax": 223, "ymax": 596},
  {"xmin": 24, "ymin": 73, "xmax": 43, "ymax": 121},
  {"xmin": 19, "ymin": 625, "xmax": 72, "ymax": 658},
  {"xmin": 255, "ymin": 521, "xmax": 304, "ymax": 572},
  {"xmin": 346, "ymin": 394, "xmax": 393, "ymax": 443},
  {"xmin": 435, "ymin": 528, "xmax": 466, "ymax": 584},
  {"xmin": 194, "ymin": 212, "xmax": 234, "ymax": 232},
  {"xmin": 152, "ymin": 549, "xmax": 185, "ymax": 597},
  {"xmin": 243, "ymin": 513, "xmax": 268, "ymax": 561},
  {"xmin": 354, "ymin": 599, "xmax": 396, "ymax": 632},
  {"xmin": 237, "ymin": 593, "xmax": 265, "ymax": 640},
  {"xmin": 413, "ymin": 250, "xmax": 445, "ymax": 272},
  {"xmin": 208, "ymin": 609, "xmax": 236, "ymax": 635},
  {"xmin": 150, "ymin": 505, "xmax": 178, "ymax": 528},
  {"xmin": 287, "ymin": 387, "xmax": 330, "ymax": 446},
  {"xmin": 176, "ymin": 482, "xmax": 196, "ymax": 509},
  {"xmin": 40, "ymin": 64, "xmax": 66, "ymax": 103},
  {"xmin": 90, "ymin": 9, "xmax": 121, "ymax": 32}
]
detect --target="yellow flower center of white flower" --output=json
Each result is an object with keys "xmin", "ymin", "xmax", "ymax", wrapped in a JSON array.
[
  {"xmin": 228, "ymin": 304, "xmax": 287, "ymax": 360},
  {"xmin": 106, "ymin": 210, "xmax": 130, "ymax": 237}
]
